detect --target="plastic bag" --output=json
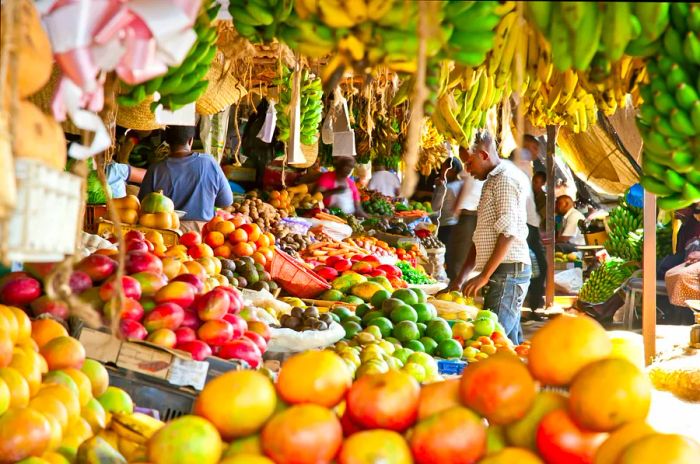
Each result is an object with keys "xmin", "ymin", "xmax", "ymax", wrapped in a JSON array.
[
  {"xmin": 421, "ymin": 248, "xmax": 447, "ymax": 282},
  {"xmin": 280, "ymin": 217, "xmax": 313, "ymax": 236},
  {"xmin": 307, "ymin": 218, "xmax": 353, "ymax": 241},
  {"xmin": 266, "ymin": 322, "xmax": 345, "ymax": 353},
  {"xmin": 554, "ymin": 268, "xmax": 583, "ymax": 294},
  {"xmin": 257, "ymin": 102, "xmax": 277, "ymax": 144}
]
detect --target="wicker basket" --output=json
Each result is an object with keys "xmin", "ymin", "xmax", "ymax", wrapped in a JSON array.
[
  {"xmin": 196, "ymin": 50, "xmax": 246, "ymax": 115},
  {"xmin": 28, "ymin": 66, "xmax": 80, "ymax": 134},
  {"xmin": 116, "ymin": 95, "xmax": 164, "ymax": 131}
]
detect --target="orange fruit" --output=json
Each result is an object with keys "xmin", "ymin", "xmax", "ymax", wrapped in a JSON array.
[
  {"xmin": 256, "ymin": 234, "xmax": 271, "ymax": 249},
  {"xmin": 0, "ymin": 366, "xmax": 30, "ymax": 408},
  {"xmin": 204, "ymin": 231, "xmax": 225, "ymax": 248},
  {"xmin": 338, "ymin": 429, "xmax": 412, "ymax": 464},
  {"xmin": 31, "ymin": 319, "xmax": 69, "ymax": 350},
  {"xmin": 478, "ymin": 447, "xmax": 543, "ymax": 463},
  {"xmin": 214, "ymin": 245, "xmax": 232, "ymax": 258},
  {"xmin": 188, "ymin": 243, "xmax": 214, "ymax": 259},
  {"xmin": 569, "ymin": 358, "xmax": 651, "ymax": 432},
  {"xmin": 80, "ymin": 359, "xmax": 109, "ymax": 397},
  {"xmin": 60, "ymin": 368, "xmax": 93, "ymax": 406},
  {"xmin": 40, "ymin": 336, "xmax": 86, "ymax": 371},
  {"xmin": 9, "ymin": 348, "xmax": 43, "ymax": 395},
  {"xmin": 276, "ymin": 351, "xmax": 351, "ymax": 408},
  {"xmin": 264, "ymin": 232, "xmax": 275, "ymax": 245},
  {"xmin": 30, "ymin": 394, "xmax": 70, "ymax": 430},
  {"xmin": 252, "ymin": 252, "xmax": 267, "ymax": 267},
  {"xmin": 459, "ymin": 352, "xmax": 536, "ymax": 425},
  {"xmin": 36, "ymin": 384, "xmax": 81, "ymax": 425},
  {"xmin": 182, "ymin": 260, "xmax": 207, "ymax": 278},
  {"xmin": 616, "ymin": 433, "xmax": 700, "ymax": 464},
  {"xmin": 232, "ymin": 242, "xmax": 254, "ymax": 258},
  {"xmin": 0, "ymin": 378, "xmax": 9, "ymax": 415},
  {"xmin": 194, "ymin": 370, "xmax": 277, "ymax": 440},
  {"xmin": 145, "ymin": 230, "xmax": 165, "ymax": 246},
  {"xmin": 528, "ymin": 315, "xmax": 612, "ymax": 386},
  {"xmin": 0, "ymin": 407, "xmax": 52, "ymax": 462},
  {"xmin": 230, "ymin": 228, "xmax": 248, "ymax": 244},
  {"xmin": 594, "ymin": 420, "xmax": 655, "ymax": 464},
  {"xmin": 504, "ymin": 390, "xmax": 568, "ymax": 450},
  {"xmin": 259, "ymin": 247, "xmax": 275, "ymax": 263},
  {"xmin": 8, "ymin": 306, "xmax": 32, "ymax": 343},
  {"xmin": 241, "ymin": 224, "xmax": 261, "ymax": 243},
  {"xmin": 207, "ymin": 216, "xmax": 224, "ymax": 229},
  {"xmin": 0, "ymin": 331, "xmax": 12, "ymax": 368},
  {"xmin": 417, "ymin": 378, "xmax": 461, "ymax": 420},
  {"xmin": 214, "ymin": 220, "xmax": 236, "ymax": 236},
  {"xmin": 231, "ymin": 215, "xmax": 247, "ymax": 228},
  {"xmin": 43, "ymin": 412, "xmax": 64, "ymax": 451},
  {"xmin": 261, "ymin": 404, "xmax": 342, "ymax": 464},
  {"xmin": 148, "ymin": 415, "xmax": 222, "ymax": 464}
]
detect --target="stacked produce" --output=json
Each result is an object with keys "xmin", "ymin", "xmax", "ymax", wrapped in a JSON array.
[
  {"xmin": 117, "ymin": 1, "xmax": 220, "ymax": 111},
  {"xmin": 578, "ymin": 257, "xmax": 637, "ymax": 304},
  {"xmin": 273, "ymin": 229, "xmax": 313, "ymax": 258},
  {"xmin": 277, "ymin": 306, "xmax": 335, "ymax": 332},
  {"xmin": 218, "ymin": 256, "xmax": 278, "ymax": 293},
  {"xmin": 396, "ymin": 261, "xmax": 434, "ymax": 285},
  {"xmin": 112, "ymin": 191, "xmax": 180, "ymax": 231},
  {"xmin": 227, "ymin": 0, "xmax": 294, "ymax": 43},
  {"xmin": 360, "ymin": 191, "xmax": 395, "ymax": 216},
  {"xmin": 418, "ymin": 234, "xmax": 444, "ymax": 250},
  {"xmin": 637, "ymin": 2, "xmax": 700, "ymax": 210},
  {"xmin": 605, "ymin": 200, "xmax": 644, "ymax": 261},
  {"xmin": 0, "ymin": 305, "xmax": 168, "ymax": 462},
  {"xmin": 274, "ymin": 67, "xmax": 324, "ymax": 145},
  {"xmin": 417, "ymin": 118, "xmax": 448, "ymax": 176},
  {"xmin": 225, "ymin": 197, "xmax": 285, "ymax": 229}
]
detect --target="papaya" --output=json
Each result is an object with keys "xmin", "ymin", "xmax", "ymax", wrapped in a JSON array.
[
  {"xmin": 350, "ymin": 281, "xmax": 387, "ymax": 303},
  {"xmin": 117, "ymin": 208, "xmax": 138, "ymax": 225},
  {"xmin": 112, "ymin": 195, "xmax": 140, "ymax": 211},
  {"xmin": 140, "ymin": 191, "xmax": 174, "ymax": 214},
  {"xmin": 139, "ymin": 212, "xmax": 173, "ymax": 230},
  {"xmin": 331, "ymin": 272, "xmax": 367, "ymax": 293}
]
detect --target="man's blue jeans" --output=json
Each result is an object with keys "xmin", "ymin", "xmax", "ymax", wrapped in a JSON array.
[{"xmin": 483, "ymin": 264, "xmax": 531, "ymax": 345}]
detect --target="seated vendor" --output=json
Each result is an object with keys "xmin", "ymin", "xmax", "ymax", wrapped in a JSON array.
[
  {"xmin": 106, "ymin": 162, "xmax": 146, "ymax": 199},
  {"xmin": 314, "ymin": 156, "xmax": 367, "ymax": 217},
  {"xmin": 555, "ymin": 195, "xmax": 585, "ymax": 252},
  {"xmin": 367, "ymin": 162, "xmax": 401, "ymax": 197}
]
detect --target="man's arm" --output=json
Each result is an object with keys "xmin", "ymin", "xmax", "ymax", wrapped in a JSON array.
[
  {"xmin": 214, "ymin": 165, "xmax": 234, "ymax": 208},
  {"xmin": 463, "ymin": 234, "xmax": 514, "ymax": 297},
  {"xmin": 137, "ymin": 168, "xmax": 154, "ymax": 201},
  {"xmin": 450, "ymin": 243, "xmax": 476, "ymax": 290},
  {"xmin": 128, "ymin": 166, "xmax": 146, "ymax": 184}
]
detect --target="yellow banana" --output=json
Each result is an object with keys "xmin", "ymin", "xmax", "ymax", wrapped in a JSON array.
[
  {"xmin": 338, "ymin": 34, "xmax": 365, "ymax": 61},
  {"xmin": 318, "ymin": 0, "xmax": 358, "ymax": 28},
  {"xmin": 367, "ymin": 0, "xmax": 394, "ymax": 21},
  {"xmin": 344, "ymin": 0, "xmax": 369, "ymax": 23},
  {"xmin": 488, "ymin": 11, "xmax": 518, "ymax": 75},
  {"xmin": 118, "ymin": 436, "xmax": 148, "ymax": 463}
]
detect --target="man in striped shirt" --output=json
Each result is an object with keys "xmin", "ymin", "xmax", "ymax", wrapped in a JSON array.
[{"xmin": 451, "ymin": 131, "xmax": 531, "ymax": 344}]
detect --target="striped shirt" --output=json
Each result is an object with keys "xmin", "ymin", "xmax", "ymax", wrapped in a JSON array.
[{"xmin": 473, "ymin": 161, "xmax": 531, "ymax": 272}]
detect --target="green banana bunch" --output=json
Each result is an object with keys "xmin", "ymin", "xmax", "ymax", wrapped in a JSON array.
[
  {"xmin": 637, "ymin": 2, "xmax": 700, "ymax": 211},
  {"xmin": 440, "ymin": 0, "xmax": 501, "ymax": 67},
  {"xmin": 604, "ymin": 200, "xmax": 644, "ymax": 261},
  {"xmin": 579, "ymin": 258, "xmax": 637, "ymax": 304},
  {"xmin": 273, "ymin": 67, "xmax": 293, "ymax": 142},
  {"xmin": 300, "ymin": 70, "xmax": 324, "ymax": 145},
  {"xmin": 117, "ymin": 1, "xmax": 220, "ymax": 111},
  {"xmin": 229, "ymin": 0, "xmax": 294, "ymax": 43}
]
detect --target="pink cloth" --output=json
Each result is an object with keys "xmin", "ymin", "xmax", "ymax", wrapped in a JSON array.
[{"xmin": 317, "ymin": 172, "xmax": 360, "ymax": 207}]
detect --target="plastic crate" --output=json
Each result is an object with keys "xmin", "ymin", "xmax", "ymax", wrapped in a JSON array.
[
  {"xmin": 437, "ymin": 359, "xmax": 468, "ymax": 376},
  {"xmin": 1, "ymin": 158, "xmax": 82, "ymax": 262},
  {"xmin": 270, "ymin": 249, "xmax": 330, "ymax": 298},
  {"xmin": 106, "ymin": 365, "xmax": 195, "ymax": 421}
]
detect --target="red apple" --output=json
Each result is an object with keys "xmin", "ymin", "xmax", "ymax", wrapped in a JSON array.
[
  {"xmin": 125, "ymin": 251, "xmax": 163, "ymax": 274},
  {"xmin": 243, "ymin": 330, "xmax": 267, "ymax": 354},
  {"xmin": 180, "ymin": 309, "xmax": 201, "ymax": 330},
  {"xmin": 176, "ymin": 340, "xmax": 212, "ymax": 361},
  {"xmin": 175, "ymin": 327, "xmax": 197, "ymax": 345},
  {"xmin": 333, "ymin": 259, "xmax": 352, "ymax": 272},
  {"xmin": 30, "ymin": 296, "xmax": 69, "ymax": 320},
  {"xmin": 197, "ymin": 319, "xmax": 234, "ymax": 346},
  {"xmin": 179, "ymin": 231, "xmax": 202, "ymax": 248},
  {"xmin": 69, "ymin": 271, "xmax": 93, "ymax": 294},
  {"xmin": 194, "ymin": 288, "xmax": 230, "ymax": 321},
  {"xmin": 76, "ymin": 254, "xmax": 117, "ymax": 282},
  {"xmin": 154, "ymin": 281, "xmax": 196, "ymax": 308},
  {"xmin": 351, "ymin": 254, "xmax": 365, "ymax": 261},
  {"xmin": 222, "ymin": 314, "xmax": 248, "ymax": 339},
  {"xmin": 218, "ymin": 338, "xmax": 261, "ymax": 368},
  {"xmin": 126, "ymin": 239, "xmax": 150, "ymax": 253},
  {"xmin": 99, "ymin": 276, "xmax": 142, "ymax": 301},
  {"xmin": 143, "ymin": 302, "xmax": 185, "ymax": 332},
  {"xmin": 315, "ymin": 266, "xmax": 339, "ymax": 281},
  {"xmin": 119, "ymin": 319, "xmax": 148, "ymax": 340},
  {"xmin": 171, "ymin": 274, "xmax": 205, "ymax": 294},
  {"xmin": 130, "ymin": 271, "xmax": 167, "ymax": 297},
  {"xmin": 0, "ymin": 276, "xmax": 41, "ymax": 306},
  {"xmin": 125, "ymin": 230, "xmax": 145, "ymax": 242}
]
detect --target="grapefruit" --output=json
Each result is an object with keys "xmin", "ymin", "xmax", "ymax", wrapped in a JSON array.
[
  {"xmin": 417, "ymin": 378, "xmax": 461, "ymax": 420},
  {"xmin": 616, "ymin": 433, "xmax": 700, "ymax": 464},
  {"xmin": 459, "ymin": 352, "xmax": 536, "ymax": 425},
  {"xmin": 409, "ymin": 406, "xmax": 487, "ymax": 464},
  {"xmin": 346, "ymin": 371, "xmax": 420, "ymax": 432},
  {"xmin": 148, "ymin": 415, "xmax": 223, "ymax": 464},
  {"xmin": 0, "ymin": 407, "xmax": 52, "ymax": 462},
  {"xmin": 528, "ymin": 315, "xmax": 612, "ymax": 386},
  {"xmin": 337, "ymin": 429, "xmax": 412, "ymax": 464},
  {"xmin": 276, "ymin": 350, "xmax": 352, "ymax": 408},
  {"xmin": 194, "ymin": 370, "xmax": 276, "ymax": 439},
  {"xmin": 261, "ymin": 404, "xmax": 342, "ymax": 464},
  {"xmin": 594, "ymin": 420, "xmax": 655, "ymax": 464},
  {"xmin": 569, "ymin": 358, "xmax": 651, "ymax": 432}
]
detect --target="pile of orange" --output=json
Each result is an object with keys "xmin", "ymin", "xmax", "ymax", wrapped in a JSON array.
[{"xmin": 200, "ymin": 216, "xmax": 276, "ymax": 270}]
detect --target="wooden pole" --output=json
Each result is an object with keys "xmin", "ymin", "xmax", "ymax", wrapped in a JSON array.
[
  {"xmin": 545, "ymin": 126, "xmax": 558, "ymax": 308},
  {"xmin": 642, "ymin": 190, "xmax": 657, "ymax": 365}
]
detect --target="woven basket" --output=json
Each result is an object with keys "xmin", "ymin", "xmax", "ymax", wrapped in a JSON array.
[
  {"xmin": 288, "ymin": 142, "xmax": 318, "ymax": 169},
  {"xmin": 196, "ymin": 50, "xmax": 246, "ymax": 115},
  {"xmin": 28, "ymin": 66, "xmax": 81, "ymax": 134},
  {"xmin": 116, "ymin": 96, "xmax": 163, "ymax": 131}
]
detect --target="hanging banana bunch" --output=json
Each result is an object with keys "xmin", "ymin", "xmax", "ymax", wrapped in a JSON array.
[
  {"xmin": 418, "ymin": 118, "xmax": 448, "ymax": 176},
  {"xmin": 117, "ymin": 1, "xmax": 220, "ymax": 112},
  {"xmin": 275, "ymin": 67, "xmax": 324, "ymax": 144},
  {"xmin": 576, "ymin": 56, "xmax": 648, "ymax": 116},
  {"xmin": 228, "ymin": 0, "xmax": 294, "ymax": 43}
]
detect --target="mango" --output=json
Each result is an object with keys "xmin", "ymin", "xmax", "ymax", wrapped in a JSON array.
[
  {"xmin": 350, "ymin": 282, "xmax": 387, "ymax": 303},
  {"xmin": 331, "ymin": 272, "xmax": 367, "ymax": 293}
]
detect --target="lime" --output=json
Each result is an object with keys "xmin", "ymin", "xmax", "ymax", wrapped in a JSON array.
[
  {"xmin": 385, "ymin": 336, "xmax": 401, "ymax": 347},
  {"xmin": 355, "ymin": 304, "xmax": 372, "ymax": 318},
  {"xmin": 362, "ymin": 310, "xmax": 385, "ymax": 325},
  {"xmin": 319, "ymin": 289, "xmax": 343, "ymax": 301},
  {"xmin": 437, "ymin": 339, "xmax": 463, "ymax": 359},
  {"xmin": 416, "ymin": 322, "xmax": 427, "ymax": 337},
  {"xmin": 328, "ymin": 312, "xmax": 341, "ymax": 323},
  {"xmin": 404, "ymin": 339, "xmax": 425, "ymax": 352},
  {"xmin": 332, "ymin": 306, "xmax": 353, "ymax": 320},
  {"xmin": 477, "ymin": 309, "xmax": 499, "ymax": 322},
  {"xmin": 342, "ymin": 295, "xmax": 365, "ymax": 305},
  {"xmin": 364, "ymin": 325, "xmax": 383, "ymax": 340},
  {"xmin": 419, "ymin": 337, "xmax": 438, "ymax": 355},
  {"xmin": 474, "ymin": 317, "xmax": 496, "ymax": 337},
  {"xmin": 407, "ymin": 352, "xmax": 439, "ymax": 377},
  {"xmin": 368, "ymin": 317, "xmax": 394, "ymax": 338},
  {"xmin": 382, "ymin": 298, "xmax": 405, "ymax": 316},
  {"xmin": 346, "ymin": 315, "xmax": 362, "ymax": 324},
  {"xmin": 425, "ymin": 318, "xmax": 452, "ymax": 343},
  {"xmin": 342, "ymin": 321, "xmax": 362, "ymax": 339},
  {"xmin": 392, "ymin": 288, "xmax": 419, "ymax": 305},
  {"xmin": 390, "ymin": 305, "xmax": 418, "ymax": 324},
  {"xmin": 370, "ymin": 289, "xmax": 392, "ymax": 309},
  {"xmin": 393, "ymin": 320, "xmax": 420, "ymax": 343},
  {"xmin": 393, "ymin": 347, "xmax": 414, "ymax": 364},
  {"xmin": 412, "ymin": 303, "xmax": 435, "ymax": 323},
  {"xmin": 402, "ymin": 362, "xmax": 427, "ymax": 382},
  {"xmin": 412, "ymin": 287, "xmax": 428, "ymax": 303}
]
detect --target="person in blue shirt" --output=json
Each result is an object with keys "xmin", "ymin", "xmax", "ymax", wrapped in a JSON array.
[
  {"xmin": 138, "ymin": 125, "xmax": 233, "ymax": 231},
  {"xmin": 106, "ymin": 162, "xmax": 146, "ymax": 198}
]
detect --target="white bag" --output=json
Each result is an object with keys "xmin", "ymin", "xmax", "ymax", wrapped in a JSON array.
[
  {"xmin": 266, "ymin": 322, "xmax": 345, "ymax": 353},
  {"xmin": 554, "ymin": 268, "xmax": 583, "ymax": 294},
  {"xmin": 256, "ymin": 102, "xmax": 277, "ymax": 144}
]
